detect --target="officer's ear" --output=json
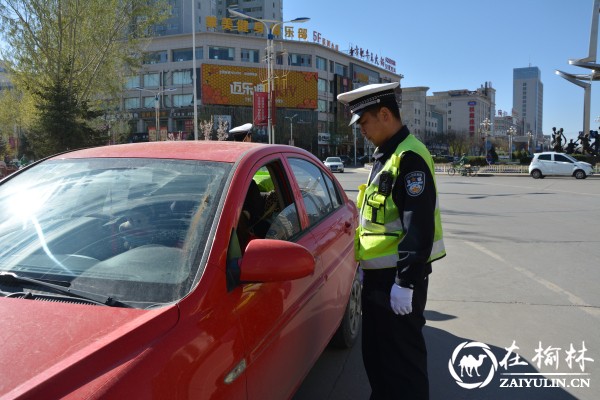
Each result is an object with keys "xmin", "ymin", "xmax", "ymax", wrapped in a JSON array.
[{"xmin": 379, "ymin": 106, "xmax": 391, "ymax": 122}]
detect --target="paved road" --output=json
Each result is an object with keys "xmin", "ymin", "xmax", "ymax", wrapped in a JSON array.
[{"xmin": 294, "ymin": 168, "xmax": 600, "ymax": 400}]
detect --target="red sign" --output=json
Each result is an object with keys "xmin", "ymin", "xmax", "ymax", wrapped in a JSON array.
[{"xmin": 253, "ymin": 92, "xmax": 276, "ymax": 126}]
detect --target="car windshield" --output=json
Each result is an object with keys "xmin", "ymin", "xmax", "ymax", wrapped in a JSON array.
[
  {"xmin": 326, "ymin": 157, "xmax": 341, "ymax": 163},
  {"xmin": 0, "ymin": 158, "xmax": 230, "ymax": 308}
]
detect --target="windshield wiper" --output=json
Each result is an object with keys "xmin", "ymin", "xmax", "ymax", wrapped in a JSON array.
[{"xmin": 0, "ymin": 272, "xmax": 132, "ymax": 308}]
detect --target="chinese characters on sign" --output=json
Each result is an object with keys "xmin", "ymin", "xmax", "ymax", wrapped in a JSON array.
[{"xmin": 202, "ymin": 15, "xmax": 396, "ymax": 73}]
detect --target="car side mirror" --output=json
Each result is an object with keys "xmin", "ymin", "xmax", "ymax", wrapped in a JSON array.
[{"xmin": 240, "ymin": 239, "xmax": 315, "ymax": 282}]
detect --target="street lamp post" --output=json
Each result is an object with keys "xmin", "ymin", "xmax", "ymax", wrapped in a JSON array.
[
  {"xmin": 480, "ymin": 117, "xmax": 491, "ymax": 156},
  {"xmin": 228, "ymin": 8, "xmax": 309, "ymax": 144},
  {"xmin": 135, "ymin": 86, "xmax": 177, "ymax": 141},
  {"xmin": 527, "ymin": 131, "xmax": 534, "ymax": 155},
  {"xmin": 507, "ymin": 126, "xmax": 516, "ymax": 162},
  {"xmin": 284, "ymin": 114, "xmax": 298, "ymax": 146}
]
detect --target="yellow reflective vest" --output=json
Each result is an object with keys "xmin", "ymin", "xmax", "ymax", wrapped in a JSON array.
[{"xmin": 355, "ymin": 134, "xmax": 445, "ymax": 269}]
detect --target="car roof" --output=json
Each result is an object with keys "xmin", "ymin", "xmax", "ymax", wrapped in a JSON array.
[{"xmin": 49, "ymin": 141, "xmax": 294, "ymax": 163}]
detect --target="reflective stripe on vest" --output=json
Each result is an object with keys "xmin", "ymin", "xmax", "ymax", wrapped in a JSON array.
[{"xmin": 355, "ymin": 134, "xmax": 446, "ymax": 269}]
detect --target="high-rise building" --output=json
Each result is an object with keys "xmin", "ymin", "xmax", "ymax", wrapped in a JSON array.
[
  {"xmin": 513, "ymin": 66, "xmax": 543, "ymax": 140},
  {"xmin": 154, "ymin": 0, "xmax": 282, "ymax": 37}
]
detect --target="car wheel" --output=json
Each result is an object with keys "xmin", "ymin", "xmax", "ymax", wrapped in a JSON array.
[
  {"xmin": 330, "ymin": 269, "xmax": 362, "ymax": 348},
  {"xmin": 531, "ymin": 169, "xmax": 543, "ymax": 179},
  {"xmin": 574, "ymin": 170, "xmax": 586, "ymax": 179}
]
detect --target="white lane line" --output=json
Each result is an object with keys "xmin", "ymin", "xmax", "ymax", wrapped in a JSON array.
[{"xmin": 464, "ymin": 240, "xmax": 600, "ymax": 318}]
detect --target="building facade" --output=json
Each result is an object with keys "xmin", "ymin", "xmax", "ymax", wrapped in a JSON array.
[
  {"xmin": 122, "ymin": 26, "xmax": 401, "ymax": 158},
  {"xmin": 152, "ymin": 0, "xmax": 283, "ymax": 38},
  {"xmin": 513, "ymin": 66, "xmax": 543, "ymax": 142},
  {"xmin": 427, "ymin": 83, "xmax": 496, "ymax": 154},
  {"xmin": 400, "ymin": 86, "xmax": 447, "ymax": 154}
]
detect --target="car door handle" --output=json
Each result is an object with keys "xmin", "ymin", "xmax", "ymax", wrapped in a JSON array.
[{"xmin": 344, "ymin": 221, "xmax": 352, "ymax": 234}]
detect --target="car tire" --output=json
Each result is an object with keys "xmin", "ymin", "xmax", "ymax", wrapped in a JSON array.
[
  {"xmin": 574, "ymin": 170, "xmax": 586, "ymax": 179},
  {"xmin": 531, "ymin": 169, "xmax": 543, "ymax": 179},
  {"xmin": 330, "ymin": 269, "xmax": 362, "ymax": 348}
]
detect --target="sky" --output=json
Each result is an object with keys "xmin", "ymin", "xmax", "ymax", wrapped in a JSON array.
[{"xmin": 285, "ymin": 0, "xmax": 600, "ymax": 140}]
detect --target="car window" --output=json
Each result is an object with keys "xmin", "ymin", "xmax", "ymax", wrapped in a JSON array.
[
  {"xmin": 235, "ymin": 161, "xmax": 301, "ymax": 249},
  {"xmin": 227, "ymin": 160, "xmax": 301, "ymax": 290},
  {"xmin": 554, "ymin": 154, "xmax": 573, "ymax": 163},
  {"xmin": 538, "ymin": 154, "xmax": 551, "ymax": 161},
  {"xmin": 0, "ymin": 158, "xmax": 230, "ymax": 308},
  {"xmin": 326, "ymin": 157, "xmax": 341, "ymax": 163},
  {"xmin": 288, "ymin": 158, "xmax": 334, "ymax": 227},
  {"xmin": 323, "ymin": 173, "xmax": 342, "ymax": 210}
]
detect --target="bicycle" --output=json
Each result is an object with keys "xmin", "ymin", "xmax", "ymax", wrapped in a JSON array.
[{"xmin": 447, "ymin": 163, "xmax": 477, "ymax": 176}]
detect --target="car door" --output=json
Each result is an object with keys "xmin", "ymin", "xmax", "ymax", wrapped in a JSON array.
[
  {"xmin": 285, "ymin": 157, "xmax": 358, "ymax": 347},
  {"xmin": 535, "ymin": 153, "xmax": 553, "ymax": 174},
  {"xmin": 553, "ymin": 153, "xmax": 575, "ymax": 175},
  {"xmin": 226, "ymin": 155, "xmax": 327, "ymax": 400}
]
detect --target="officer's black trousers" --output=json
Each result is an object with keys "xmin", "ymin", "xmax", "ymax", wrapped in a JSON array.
[{"xmin": 361, "ymin": 267, "xmax": 429, "ymax": 400}]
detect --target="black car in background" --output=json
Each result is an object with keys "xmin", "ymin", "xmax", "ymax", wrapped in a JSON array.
[{"xmin": 338, "ymin": 155, "xmax": 352, "ymax": 166}]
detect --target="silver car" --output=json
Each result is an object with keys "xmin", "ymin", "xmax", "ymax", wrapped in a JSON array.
[
  {"xmin": 324, "ymin": 157, "xmax": 345, "ymax": 173},
  {"xmin": 528, "ymin": 152, "xmax": 594, "ymax": 179}
]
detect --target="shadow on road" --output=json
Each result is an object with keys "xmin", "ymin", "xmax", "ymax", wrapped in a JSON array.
[{"xmin": 295, "ymin": 310, "xmax": 579, "ymax": 400}]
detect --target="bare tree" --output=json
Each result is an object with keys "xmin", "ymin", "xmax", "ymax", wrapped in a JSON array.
[
  {"xmin": 0, "ymin": 0, "xmax": 169, "ymax": 156},
  {"xmin": 200, "ymin": 117, "xmax": 213, "ymax": 141},
  {"xmin": 216, "ymin": 117, "xmax": 229, "ymax": 141}
]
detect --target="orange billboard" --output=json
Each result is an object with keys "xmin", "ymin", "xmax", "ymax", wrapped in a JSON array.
[{"xmin": 202, "ymin": 64, "xmax": 317, "ymax": 109}]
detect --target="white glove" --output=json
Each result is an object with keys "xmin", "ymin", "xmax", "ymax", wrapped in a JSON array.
[{"xmin": 390, "ymin": 284, "xmax": 413, "ymax": 315}]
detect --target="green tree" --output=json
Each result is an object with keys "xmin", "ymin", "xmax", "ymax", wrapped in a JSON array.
[{"xmin": 0, "ymin": 0, "xmax": 169, "ymax": 157}]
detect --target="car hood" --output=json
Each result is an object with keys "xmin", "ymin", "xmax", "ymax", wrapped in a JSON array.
[{"xmin": 0, "ymin": 297, "xmax": 179, "ymax": 399}]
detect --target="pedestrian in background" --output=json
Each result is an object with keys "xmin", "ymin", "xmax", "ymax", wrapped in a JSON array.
[{"xmin": 338, "ymin": 82, "xmax": 446, "ymax": 400}]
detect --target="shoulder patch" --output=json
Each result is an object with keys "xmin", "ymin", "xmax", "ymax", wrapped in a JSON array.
[{"xmin": 405, "ymin": 171, "xmax": 426, "ymax": 197}]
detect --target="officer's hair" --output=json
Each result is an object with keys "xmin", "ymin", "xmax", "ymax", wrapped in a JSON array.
[{"xmin": 365, "ymin": 101, "xmax": 402, "ymax": 121}]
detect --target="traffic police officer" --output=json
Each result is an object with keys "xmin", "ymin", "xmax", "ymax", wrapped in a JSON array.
[{"xmin": 338, "ymin": 82, "xmax": 445, "ymax": 400}]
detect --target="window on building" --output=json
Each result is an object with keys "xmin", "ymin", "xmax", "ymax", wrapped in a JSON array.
[
  {"xmin": 144, "ymin": 73, "xmax": 160, "ymax": 87},
  {"xmin": 172, "ymin": 48, "xmax": 203, "ymax": 62},
  {"xmin": 318, "ymin": 78, "xmax": 327, "ymax": 93},
  {"xmin": 318, "ymin": 99, "xmax": 327, "ymax": 112},
  {"xmin": 329, "ymin": 60, "xmax": 334, "ymax": 73},
  {"xmin": 208, "ymin": 46, "xmax": 234, "ymax": 60},
  {"xmin": 125, "ymin": 76, "xmax": 140, "ymax": 89},
  {"xmin": 334, "ymin": 63, "xmax": 347, "ymax": 77},
  {"xmin": 241, "ymin": 48, "xmax": 260, "ymax": 63},
  {"xmin": 173, "ymin": 94, "xmax": 194, "ymax": 107},
  {"xmin": 143, "ymin": 51, "xmax": 168, "ymax": 64},
  {"xmin": 173, "ymin": 70, "xmax": 193, "ymax": 85},
  {"xmin": 316, "ymin": 56, "xmax": 327, "ymax": 71},
  {"xmin": 143, "ymin": 96, "xmax": 156, "ymax": 108},
  {"xmin": 289, "ymin": 53, "xmax": 311, "ymax": 67},
  {"xmin": 124, "ymin": 97, "xmax": 140, "ymax": 110}
]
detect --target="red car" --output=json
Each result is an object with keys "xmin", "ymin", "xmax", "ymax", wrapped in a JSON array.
[{"xmin": 0, "ymin": 141, "xmax": 360, "ymax": 399}]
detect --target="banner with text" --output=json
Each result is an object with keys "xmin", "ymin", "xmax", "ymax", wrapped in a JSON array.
[{"xmin": 202, "ymin": 64, "xmax": 317, "ymax": 109}]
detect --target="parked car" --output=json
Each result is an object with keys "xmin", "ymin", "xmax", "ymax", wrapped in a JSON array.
[
  {"xmin": 0, "ymin": 141, "xmax": 361, "ymax": 399},
  {"xmin": 528, "ymin": 151, "xmax": 594, "ymax": 179},
  {"xmin": 324, "ymin": 156, "xmax": 345, "ymax": 173}
]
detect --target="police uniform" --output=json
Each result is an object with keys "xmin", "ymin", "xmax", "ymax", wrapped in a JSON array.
[{"xmin": 338, "ymin": 83, "xmax": 445, "ymax": 400}]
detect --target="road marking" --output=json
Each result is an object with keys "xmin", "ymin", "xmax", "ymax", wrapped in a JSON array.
[{"xmin": 464, "ymin": 240, "xmax": 600, "ymax": 318}]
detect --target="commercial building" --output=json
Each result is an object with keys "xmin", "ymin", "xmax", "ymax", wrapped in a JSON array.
[
  {"xmin": 427, "ymin": 83, "xmax": 496, "ymax": 155},
  {"xmin": 121, "ymin": 2, "xmax": 401, "ymax": 158},
  {"xmin": 513, "ymin": 66, "xmax": 543, "ymax": 147}
]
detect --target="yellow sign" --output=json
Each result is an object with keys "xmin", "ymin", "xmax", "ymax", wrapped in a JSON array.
[{"xmin": 202, "ymin": 64, "xmax": 317, "ymax": 109}]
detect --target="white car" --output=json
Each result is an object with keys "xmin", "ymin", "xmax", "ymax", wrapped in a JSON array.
[
  {"xmin": 324, "ymin": 157, "xmax": 345, "ymax": 173},
  {"xmin": 528, "ymin": 152, "xmax": 594, "ymax": 179}
]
